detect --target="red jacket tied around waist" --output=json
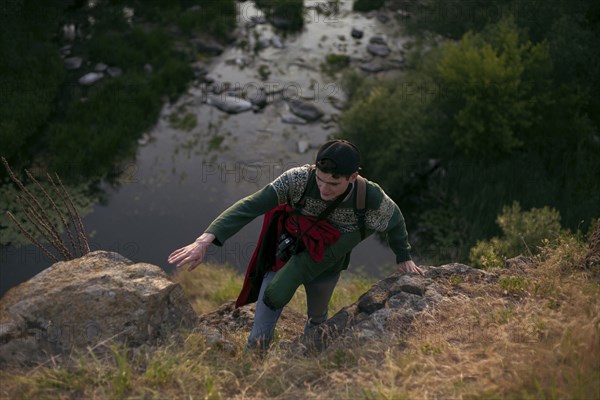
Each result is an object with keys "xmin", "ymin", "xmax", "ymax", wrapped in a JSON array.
[{"xmin": 235, "ymin": 203, "xmax": 341, "ymax": 308}]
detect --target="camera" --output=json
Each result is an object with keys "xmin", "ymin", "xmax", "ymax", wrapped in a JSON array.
[{"xmin": 276, "ymin": 233, "xmax": 296, "ymax": 262}]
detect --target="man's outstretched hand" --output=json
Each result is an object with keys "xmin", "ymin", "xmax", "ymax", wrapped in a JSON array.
[
  {"xmin": 167, "ymin": 233, "xmax": 215, "ymax": 272},
  {"xmin": 397, "ymin": 259, "xmax": 424, "ymax": 276}
]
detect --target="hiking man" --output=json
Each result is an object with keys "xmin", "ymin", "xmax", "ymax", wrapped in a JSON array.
[{"xmin": 168, "ymin": 139, "xmax": 423, "ymax": 349}]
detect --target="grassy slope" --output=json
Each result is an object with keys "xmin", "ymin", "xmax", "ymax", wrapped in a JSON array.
[{"xmin": 0, "ymin": 236, "xmax": 598, "ymax": 399}]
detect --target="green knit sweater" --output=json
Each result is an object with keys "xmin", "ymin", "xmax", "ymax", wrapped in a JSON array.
[{"xmin": 205, "ymin": 164, "xmax": 412, "ymax": 263}]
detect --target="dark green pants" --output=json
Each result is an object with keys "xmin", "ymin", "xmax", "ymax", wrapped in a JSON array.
[{"xmin": 263, "ymin": 229, "xmax": 372, "ymax": 310}]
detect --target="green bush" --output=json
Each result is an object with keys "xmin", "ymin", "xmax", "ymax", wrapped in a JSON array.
[
  {"xmin": 49, "ymin": 75, "xmax": 162, "ymax": 179},
  {"xmin": 1, "ymin": 0, "xmax": 232, "ymax": 182},
  {"xmin": 0, "ymin": 0, "xmax": 67, "ymax": 162},
  {"xmin": 469, "ymin": 202, "xmax": 563, "ymax": 269},
  {"xmin": 87, "ymin": 26, "xmax": 173, "ymax": 71},
  {"xmin": 177, "ymin": 1, "xmax": 236, "ymax": 39},
  {"xmin": 255, "ymin": 0, "xmax": 304, "ymax": 31},
  {"xmin": 321, "ymin": 54, "xmax": 351, "ymax": 76},
  {"xmin": 353, "ymin": 0, "xmax": 384, "ymax": 12},
  {"xmin": 436, "ymin": 18, "xmax": 552, "ymax": 156},
  {"xmin": 340, "ymin": 14, "xmax": 598, "ymax": 264}
]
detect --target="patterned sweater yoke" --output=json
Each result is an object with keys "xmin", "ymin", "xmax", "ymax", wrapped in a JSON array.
[{"xmin": 206, "ymin": 164, "xmax": 412, "ymax": 263}]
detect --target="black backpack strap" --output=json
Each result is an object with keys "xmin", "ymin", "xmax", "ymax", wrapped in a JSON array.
[{"xmin": 355, "ymin": 176, "xmax": 367, "ymax": 240}]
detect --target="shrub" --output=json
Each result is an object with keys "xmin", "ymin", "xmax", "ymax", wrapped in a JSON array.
[
  {"xmin": 255, "ymin": 0, "xmax": 304, "ymax": 31},
  {"xmin": 321, "ymin": 54, "xmax": 351, "ymax": 76},
  {"xmin": 353, "ymin": 0, "xmax": 384, "ymax": 12},
  {"xmin": 436, "ymin": 18, "xmax": 552, "ymax": 156},
  {"xmin": 469, "ymin": 201, "xmax": 563, "ymax": 269}
]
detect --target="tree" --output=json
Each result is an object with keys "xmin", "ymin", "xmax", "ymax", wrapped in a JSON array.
[{"xmin": 435, "ymin": 18, "xmax": 552, "ymax": 156}]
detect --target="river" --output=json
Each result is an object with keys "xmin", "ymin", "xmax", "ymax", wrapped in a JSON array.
[{"xmin": 0, "ymin": 0, "xmax": 412, "ymax": 297}]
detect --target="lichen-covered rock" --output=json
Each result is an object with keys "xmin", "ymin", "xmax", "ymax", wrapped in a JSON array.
[
  {"xmin": 0, "ymin": 251, "xmax": 196, "ymax": 366},
  {"xmin": 304, "ymin": 264, "xmax": 494, "ymax": 351}
]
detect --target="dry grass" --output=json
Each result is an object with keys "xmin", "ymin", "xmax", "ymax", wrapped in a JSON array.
[{"xmin": 1, "ymin": 234, "xmax": 598, "ymax": 399}]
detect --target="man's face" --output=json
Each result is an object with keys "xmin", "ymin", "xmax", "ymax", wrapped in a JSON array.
[{"xmin": 315, "ymin": 169, "xmax": 357, "ymax": 201}]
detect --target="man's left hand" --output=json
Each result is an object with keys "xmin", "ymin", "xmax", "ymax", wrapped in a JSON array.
[{"xmin": 397, "ymin": 260, "xmax": 425, "ymax": 276}]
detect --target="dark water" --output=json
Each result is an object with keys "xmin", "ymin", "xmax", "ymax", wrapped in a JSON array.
[{"xmin": 0, "ymin": 1, "xmax": 411, "ymax": 297}]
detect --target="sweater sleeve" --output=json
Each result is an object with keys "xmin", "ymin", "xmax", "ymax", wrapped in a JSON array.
[
  {"xmin": 364, "ymin": 182, "xmax": 412, "ymax": 263},
  {"xmin": 204, "ymin": 185, "xmax": 279, "ymax": 246},
  {"xmin": 385, "ymin": 206, "xmax": 412, "ymax": 263}
]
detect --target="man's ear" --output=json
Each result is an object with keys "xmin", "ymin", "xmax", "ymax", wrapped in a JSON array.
[{"xmin": 348, "ymin": 171, "xmax": 359, "ymax": 183}]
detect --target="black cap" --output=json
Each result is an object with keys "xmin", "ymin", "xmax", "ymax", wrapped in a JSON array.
[{"xmin": 315, "ymin": 139, "xmax": 361, "ymax": 175}]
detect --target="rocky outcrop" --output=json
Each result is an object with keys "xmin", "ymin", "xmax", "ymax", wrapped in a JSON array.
[
  {"xmin": 0, "ymin": 251, "xmax": 196, "ymax": 366},
  {"xmin": 302, "ymin": 264, "xmax": 493, "ymax": 351},
  {"xmin": 187, "ymin": 263, "xmax": 493, "ymax": 353}
]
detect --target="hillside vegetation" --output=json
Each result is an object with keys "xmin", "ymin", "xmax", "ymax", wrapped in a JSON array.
[
  {"xmin": 341, "ymin": 0, "xmax": 600, "ymax": 264},
  {"xmin": 1, "ymin": 223, "xmax": 597, "ymax": 399}
]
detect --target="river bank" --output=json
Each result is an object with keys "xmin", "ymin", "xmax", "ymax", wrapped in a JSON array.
[{"xmin": 1, "ymin": 0, "xmax": 416, "ymax": 296}]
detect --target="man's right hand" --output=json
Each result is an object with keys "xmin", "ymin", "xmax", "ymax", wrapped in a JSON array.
[{"xmin": 167, "ymin": 233, "xmax": 215, "ymax": 272}]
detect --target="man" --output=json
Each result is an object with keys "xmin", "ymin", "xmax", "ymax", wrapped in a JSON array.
[{"xmin": 168, "ymin": 139, "xmax": 423, "ymax": 350}]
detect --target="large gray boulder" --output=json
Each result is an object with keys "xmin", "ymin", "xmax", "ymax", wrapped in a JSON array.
[
  {"xmin": 287, "ymin": 99, "xmax": 324, "ymax": 122},
  {"xmin": 207, "ymin": 95, "xmax": 253, "ymax": 114},
  {"xmin": 0, "ymin": 251, "xmax": 196, "ymax": 366}
]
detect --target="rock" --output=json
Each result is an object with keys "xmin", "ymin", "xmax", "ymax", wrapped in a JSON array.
[
  {"xmin": 271, "ymin": 35, "xmax": 284, "ymax": 49},
  {"xmin": 64, "ymin": 56, "xmax": 82, "ymax": 70},
  {"xmin": 321, "ymin": 115, "xmax": 333, "ymax": 124},
  {"xmin": 329, "ymin": 96, "xmax": 346, "ymax": 111},
  {"xmin": 270, "ymin": 16, "xmax": 292, "ymax": 29},
  {"xmin": 281, "ymin": 114, "xmax": 308, "ymax": 125},
  {"xmin": 287, "ymin": 99, "xmax": 324, "ymax": 122},
  {"xmin": 0, "ymin": 251, "xmax": 196, "ymax": 366},
  {"xmin": 247, "ymin": 88, "xmax": 267, "ymax": 108},
  {"xmin": 297, "ymin": 140, "xmax": 310, "ymax": 153},
  {"xmin": 360, "ymin": 60, "xmax": 385, "ymax": 73},
  {"xmin": 302, "ymin": 264, "xmax": 494, "ymax": 351},
  {"xmin": 60, "ymin": 45, "xmax": 72, "ymax": 57},
  {"xmin": 144, "ymin": 63, "xmax": 153, "ymax": 73},
  {"xmin": 386, "ymin": 58, "xmax": 407, "ymax": 70},
  {"xmin": 192, "ymin": 61, "xmax": 208, "ymax": 79},
  {"xmin": 203, "ymin": 76, "xmax": 216, "ymax": 85},
  {"xmin": 262, "ymin": 79, "xmax": 286, "ymax": 96},
  {"xmin": 250, "ymin": 15, "xmax": 267, "ymax": 25},
  {"xmin": 63, "ymin": 24, "xmax": 76, "ymax": 41},
  {"xmin": 425, "ymin": 263, "xmax": 487, "ymax": 280},
  {"xmin": 351, "ymin": 28, "xmax": 364, "ymax": 39},
  {"xmin": 504, "ymin": 255, "xmax": 536, "ymax": 271},
  {"xmin": 257, "ymin": 37, "xmax": 271, "ymax": 49},
  {"xmin": 191, "ymin": 38, "xmax": 225, "ymax": 55},
  {"xmin": 377, "ymin": 13, "xmax": 390, "ymax": 23},
  {"xmin": 137, "ymin": 133, "xmax": 152, "ymax": 146},
  {"xmin": 235, "ymin": 56, "xmax": 248, "ymax": 67},
  {"xmin": 207, "ymin": 95, "xmax": 253, "ymax": 114},
  {"xmin": 367, "ymin": 42, "xmax": 391, "ymax": 57},
  {"xmin": 107, "ymin": 66, "xmax": 123, "ymax": 78},
  {"xmin": 78, "ymin": 72, "xmax": 104, "ymax": 86},
  {"xmin": 369, "ymin": 36, "xmax": 387, "ymax": 45},
  {"xmin": 94, "ymin": 62, "xmax": 108, "ymax": 72}
]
